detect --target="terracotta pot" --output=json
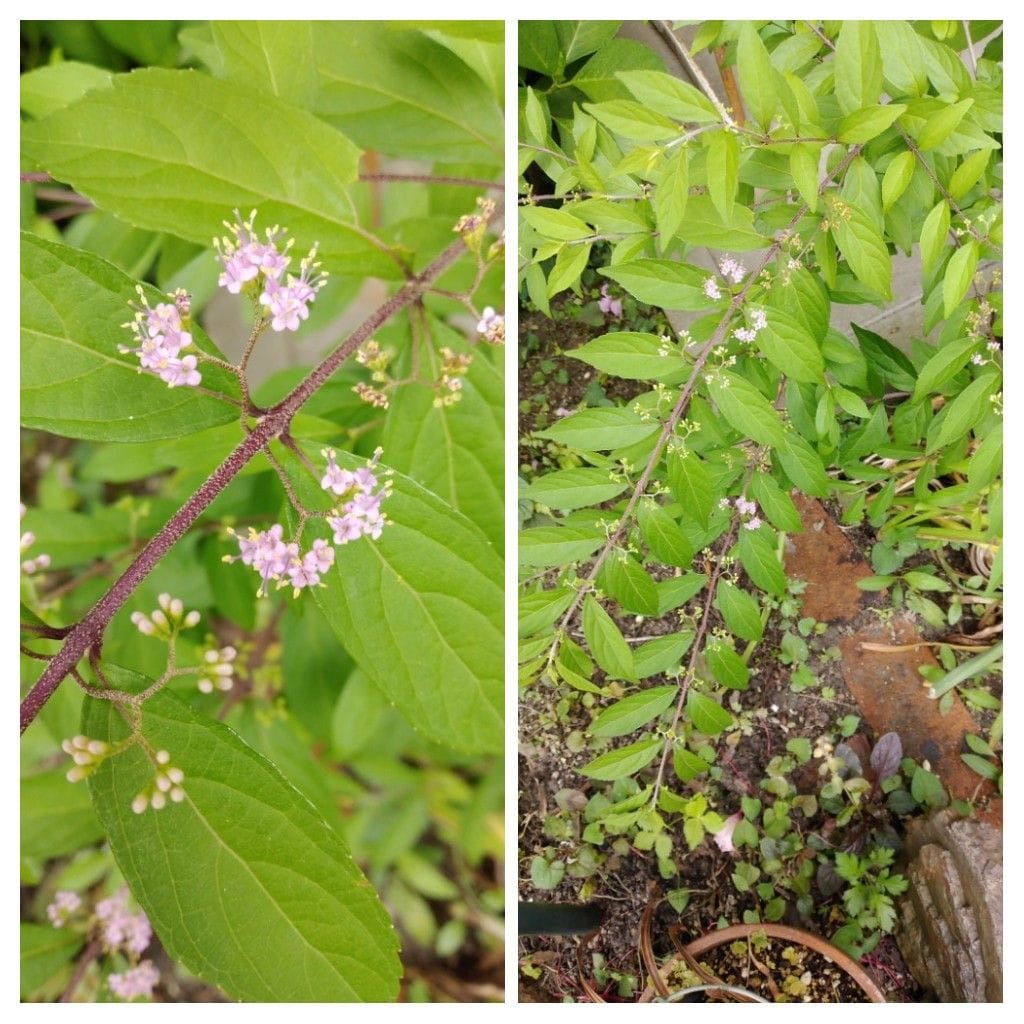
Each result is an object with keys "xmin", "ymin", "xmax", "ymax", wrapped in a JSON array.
[{"xmin": 639, "ymin": 923, "xmax": 887, "ymax": 1003}]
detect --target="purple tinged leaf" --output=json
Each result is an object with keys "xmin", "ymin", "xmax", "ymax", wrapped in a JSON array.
[
  {"xmin": 834, "ymin": 742, "xmax": 863, "ymax": 777},
  {"xmin": 870, "ymin": 732, "xmax": 903, "ymax": 780}
]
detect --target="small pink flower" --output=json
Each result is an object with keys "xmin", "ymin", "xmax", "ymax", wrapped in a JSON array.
[
  {"xmin": 476, "ymin": 307, "xmax": 505, "ymax": 345},
  {"xmin": 743, "ymin": 516, "xmax": 763, "ymax": 531},
  {"xmin": 703, "ymin": 277, "xmax": 722, "ymax": 300},
  {"xmin": 718, "ymin": 255, "xmax": 746, "ymax": 284},
  {"xmin": 713, "ymin": 811, "xmax": 743, "ymax": 853},
  {"xmin": 108, "ymin": 960, "xmax": 160, "ymax": 1001},
  {"xmin": 157, "ymin": 355, "xmax": 201, "ymax": 388},
  {"xmin": 599, "ymin": 283, "xmax": 623, "ymax": 317},
  {"xmin": 46, "ymin": 891, "xmax": 81, "ymax": 927}
]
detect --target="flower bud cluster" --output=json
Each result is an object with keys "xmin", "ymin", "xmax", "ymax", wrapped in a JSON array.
[
  {"xmin": 214, "ymin": 210, "xmax": 327, "ymax": 332},
  {"xmin": 434, "ymin": 347, "xmax": 474, "ymax": 408},
  {"xmin": 197, "ymin": 646, "xmax": 238, "ymax": 694},
  {"xmin": 131, "ymin": 749, "xmax": 185, "ymax": 813},
  {"xmin": 130, "ymin": 593, "xmax": 201, "ymax": 639},
  {"xmin": 46, "ymin": 890, "xmax": 82, "ymax": 927},
  {"xmin": 721, "ymin": 495, "xmax": 763, "ymax": 531},
  {"xmin": 733, "ymin": 308, "xmax": 768, "ymax": 345},
  {"xmin": 96, "ymin": 889, "xmax": 152, "ymax": 955},
  {"xmin": 109, "ymin": 961, "xmax": 161, "ymax": 1002},
  {"xmin": 454, "ymin": 196, "xmax": 496, "ymax": 254},
  {"xmin": 62, "ymin": 735, "xmax": 111, "ymax": 783},
  {"xmin": 20, "ymin": 503, "xmax": 51, "ymax": 575},
  {"xmin": 120, "ymin": 286, "xmax": 200, "ymax": 388}
]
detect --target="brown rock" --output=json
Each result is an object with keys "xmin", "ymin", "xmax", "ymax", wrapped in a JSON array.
[{"xmin": 897, "ymin": 809, "xmax": 1002, "ymax": 1002}]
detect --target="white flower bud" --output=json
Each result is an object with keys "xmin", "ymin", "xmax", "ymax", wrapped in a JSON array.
[
  {"xmin": 167, "ymin": 768, "xmax": 184, "ymax": 785},
  {"xmin": 170, "ymin": 787, "xmax": 186, "ymax": 802},
  {"xmin": 155, "ymin": 750, "xmax": 170, "ymax": 765},
  {"xmin": 150, "ymin": 792, "xmax": 166, "ymax": 810},
  {"xmin": 184, "ymin": 610, "xmax": 201, "ymax": 627},
  {"xmin": 132, "ymin": 795, "xmax": 148, "ymax": 814}
]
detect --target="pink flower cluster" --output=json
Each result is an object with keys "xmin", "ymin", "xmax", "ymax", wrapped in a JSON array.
[
  {"xmin": 733, "ymin": 308, "xmax": 768, "ymax": 345},
  {"xmin": 120, "ymin": 287, "xmax": 200, "ymax": 388},
  {"xmin": 214, "ymin": 210, "xmax": 326, "ymax": 332},
  {"xmin": 476, "ymin": 307, "xmax": 505, "ymax": 345},
  {"xmin": 96, "ymin": 890, "xmax": 152, "ymax": 957},
  {"xmin": 226, "ymin": 450, "xmax": 390, "ymax": 597},
  {"xmin": 46, "ymin": 890, "xmax": 81, "ymax": 927},
  {"xmin": 321, "ymin": 449, "xmax": 390, "ymax": 544},
  {"xmin": 721, "ymin": 495, "xmax": 764, "ymax": 531},
  {"xmin": 718, "ymin": 255, "xmax": 747, "ymax": 284},
  {"xmin": 108, "ymin": 960, "xmax": 160, "ymax": 1001},
  {"xmin": 598, "ymin": 283, "xmax": 622, "ymax": 318}
]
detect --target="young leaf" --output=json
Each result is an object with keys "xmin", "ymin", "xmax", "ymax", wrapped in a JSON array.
[
  {"xmin": 83, "ymin": 677, "xmax": 400, "ymax": 1001},
  {"xmin": 706, "ymin": 642, "xmax": 750, "ymax": 690},
  {"xmin": 715, "ymin": 581, "xmax": 764, "ymax": 642},
  {"xmin": 666, "ymin": 451, "xmax": 715, "ymax": 527},
  {"xmin": 948, "ymin": 149, "xmax": 990, "ymax": 201},
  {"xmin": 535, "ymin": 407, "xmax": 659, "ymax": 451},
  {"xmin": 831, "ymin": 204, "xmax": 893, "ymax": 300},
  {"xmin": 582, "ymin": 99, "xmax": 679, "ymax": 141},
  {"xmin": 911, "ymin": 336, "xmax": 982, "ymax": 403},
  {"xmin": 789, "ymin": 143, "xmax": 820, "ymax": 212},
  {"xmin": 917, "ymin": 98, "xmax": 974, "ymax": 151},
  {"xmin": 579, "ymin": 737, "xmax": 662, "ymax": 780},
  {"xmin": 570, "ymin": 332, "xmax": 684, "ymax": 381},
  {"xmin": 942, "ymin": 239, "xmax": 979, "ymax": 318},
  {"xmin": 521, "ymin": 468, "xmax": 628, "ymax": 510},
  {"xmin": 590, "ymin": 685, "xmax": 678, "ymax": 737},
  {"xmin": 881, "ymin": 151, "xmax": 915, "ymax": 211},
  {"xmin": 708, "ymin": 373, "xmax": 788, "ymax": 449},
  {"xmin": 834, "ymin": 22, "xmax": 883, "ymax": 114},
  {"xmin": 634, "ymin": 631, "xmax": 694, "ymax": 678},
  {"xmin": 583, "ymin": 594, "xmax": 638, "ymax": 682},
  {"xmin": 756, "ymin": 309, "xmax": 825, "ymax": 383},
  {"xmin": 637, "ymin": 500, "xmax": 694, "ymax": 568},
  {"xmin": 519, "ymin": 588, "xmax": 575, "ymax": 638},
  {"xmin": 686, "ymin": 690, "xmax": 734, "ymax": 736},
  {"xmin": 521, "ymin": 206, "xmax": 593, "ymax": 241},
  {"xmin": 598, "ymin": 260, "xmax": 716, "ymax": 311},
  {"xmin": 547, "ymin": 242, "xmax": 592, "ymax": 297},
  {"xmin": 737, "ymin": 22, "xmax": 778, "ymax": 131},
  {"xmin": 837, "ymin": 103, "xmax": 906, "ymax": 144},
  {"xmin": 21, "ymin": 234, "xmax": 238, "ymax": 441},
  {"xmin": 737, "ymin": 526, "xmax": 787, "ymax": 597},
  {"xmin": 654, "ymin": 146, "xmax": 689, "ymax": 251},
  {"xmin": 920, "ymin": 200, "xmax": 951, "ymax": 276},
  {"xmin": 748, "ymin": 473, "xmax": 801, "ymax": 534},
  {"xmin": 601, "ymin": 554, "xmax": 659, "ymax": 615},
  {"xmin": 616, "ymin": 69, "xmax": 720, "ymax": 123},
  {"xmin": 925, "ymin": 371, "xmax": 999, "ymax": 453},
  {"xmin": 706, "ymin": 130, "xmax": 738, "ymax": 221},
  {"xmin": 674, "ymin": 747, "xmax": 710, "ymax": 782}
]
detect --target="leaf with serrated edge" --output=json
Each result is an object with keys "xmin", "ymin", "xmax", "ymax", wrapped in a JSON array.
[
  {"xmin": 579, "ymin": 738, "xmax": 662, "ymax": 780},
  {"xmin": 83, "ymin": 674, "xmax": 399, "ymax": 1002},
  {"xmin": 591, "ymin": 686, "xmax": 678, "ymax": 737}
]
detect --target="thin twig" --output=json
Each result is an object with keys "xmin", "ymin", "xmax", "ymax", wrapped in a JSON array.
[
  {"xmin": 359, "ymin": 172, "xmax": 501, "ymax": 191},
  {"xmin": 804, "ymin": 21, "xmax": 836, "ymax": 51},
  {"xmin": 20, "ymin": 171, "xmax": 52, "ymax": 183},
  {"xmin": 59, "ymin": 936, "xmax": 101, "ymax": 1003},
  {"xmin": 962, "ymin": 21, "xmax": 977, "ymax": 78},
  {"xmin": 651, "ymin": 21, "xmax": 735, "ymax": 128}
]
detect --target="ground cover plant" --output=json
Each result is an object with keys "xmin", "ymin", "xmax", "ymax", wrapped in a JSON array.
[
  {"xmin": 518, "ymin": 19, "xmax": 1001, "ymax": 1002},
  {"xmin": 20, "ymin": 20, "xmax": 504, "ymax": 1003}
]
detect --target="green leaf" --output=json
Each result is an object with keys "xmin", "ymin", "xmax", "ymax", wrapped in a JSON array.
[
  {"xmin": 19, "ymin": 61, "xmax": 113, "ymax": 120},
  {"xmin": 948, "ymin": 149, "xmax": 991, "ymax": 201},
  {"xmin": 312, "ymin": 452, "xmax": 502, "ymax": 754},
  {"xmin": 881, "ymin": 151, "xmax": 916, "ymax": 210},
  {"xmin": 616, "ymin": 69, "xmax": 720, "ymax": 123},
  {"xmin": 706, "ymin": 641, "xmax": 750, "ymax": 690},
  {"xmin": 837, "ymin": 103, "xmax": 906, "ymax": 144},
  {"xmin": 749, "ymin": 473, "xmax": 801, "ymax": 534},
  {"xmin": 687, "ymin": 690, "xmax": 734, "ymax": 736},
  {"xmin": 637, "ymin": 500, "xmax": 694, "ymax": 568},
  {"xmin": 570, "ymin": 332, "xmax": 683, "ymax": 381},
  {"xmin": 535, "ymin": 406, "xmax": 659, "ymax": 451},
  {"xmin": 601, "ymin": 554, "xmax": 659, "ymax": 616},
  {"xmin": 756, "ymin": 309, "xmax": 825, "ymax": 383},
  {"xmin": 555, "ymin": 21, "xmax": 620, "ymax": 63},
  {"xmin": 579, "ymin": 737, "xmax": 663, "ymax": 781},
  {"xmin": 634, "ymin": 631, "xmax": 694, "ymax": 678},
  {"xmin": 737, "ymin": 23, "xmax": 778, "ymax": 130},
  {"xmin": 582, "ymin": 99, "xmax": 679, "ymax": 141},
  {"xmin": 519, "ymin": 587, "xmax": 574, "ymax": 638},
  {"xmin": 674, "ymin": 195, "xmax": 767, "ymax": 252},
  {"xmin": 656, "ymin": 574, "xmax": 708, "ymax": 615},
  {"xmin": 521, "ymin": 206, "xmax": 593, "ymax": 241},
  {"xmin": 584, "ymin": 593, "xmax": 637, "ymax": 682},
  {"xmin": 312, "ymin": 24, "xmax": 502, "ymax": 163},
  {"xmin": 852, "ymin": 323, "xmax": 918, "ymax": 392},
  {"xmin": 775, "ymin": 432, "xmax": 830, "ymax": 497},
  {"xmin": 519, "ymin": 525, "xmax": 604, "ymax": 568},
  {"xmin": 706, "ymin": 130, "xmax": 738, "ymax": 221},
  {"xmin": 546, "ymin": 242, "xmax": 592, "ymax": 298},
  {"xmin": 832, "ymin": 204, "xmax": 893, "ymax": 300},
  {"xmin": 21, "ymin": 769, "xmax": 104, "ymax": 860},
  {"xmin": 212, "ymin": 21, "xmax": 319, "ymax": 107},
  {"xmin": 789, "ymin": 143, "xmax": 820, "ymax": 212},
  {"xmin": 529, "ymin": 855, "xmax": 566, "ymax": 890},
  {"xmin": 21, "ymin": 233, "xmax": 238, "ymax": 441},
  {"xmin": 738, "ymin": 527, "xmax": 787, "ymax": 596},
  {"xmin": 917, "ymin": 98, "xmax": 974, "ymax": 151},
  {"xmin": 598, "ymin": 259, "xmax": 716, "ymax": 311},
  {"xmin": 942, "ymin": 240, "xmax": 980, "ymax": 318},
  {"xmin": 834, "ymin": 22, "xmax": 883, "ymax": 114},
  {"xmin": 83, "ymin": 677, "xmax": 400, "ymax": 1001},
  {"xmin": 20, "ymin": 924, "xmax": 82, "ymax": 1000},
  {"xmin": 666, "ymin": 452, "xmax": 714, "ymax": 527},
  {"xmin": 591, "ymin": 685, "xmax": 678, "ymax": 737},
  {"xmin": 961, "ymin": 753, "xmax": 999, "ymax": 781},
  {"xmin": 920, "ymin": 200, "xmax": 951, "ymax": 276},
  {"xmin": 912, "ymin": 336, "xmax": 982, "ymax": 402},
  {"xmin": 20, "ymin": 68, "xmax": 386, "ymax": 276},
  {"xmin": 708, "ymin": 373, "xmax": 788, "ymax": 448},
  {"xmin": 674, "ymin": 747, "xmax": 710, "ymax": 782},
  {"xmin": 926, "ymin": 371, "xmax": 999, "ymax": 453},
  {"xmin": 715, "ymin": 581, "xmax": 764, "ymax": 642},
  {"xmin": 521, "ymin": 468, "xmax": 627, "ymax": 510},
  {"xmin": 654, "ymin": 146, "xmax": 689, "ymax": 250}
]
